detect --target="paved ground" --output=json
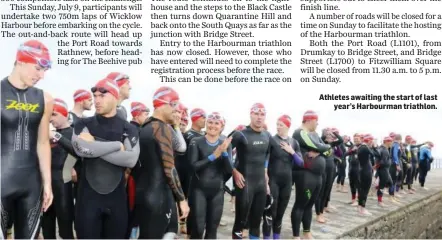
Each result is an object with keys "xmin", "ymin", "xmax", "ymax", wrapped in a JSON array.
[{"xmin": 24, "ymin": 169, "xmax": 442, "ymax": 239}]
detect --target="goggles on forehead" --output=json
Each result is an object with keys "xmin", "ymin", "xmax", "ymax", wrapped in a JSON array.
[
  {"xmin": 251, "ymin": 107, "xmax": 266, "ymax": 114},
  {"xmin": 113, "ymin": 73, "xmax": 129, "ymax": 82},
  {"xmin": 91, "ymin": 87, "xmax": 109, "ymax": 94},
  {"xmin": 207, "ymin": 113, "xmax": 222, "ymax": 121},
  {"xmin": 190, "ymin": 111, "xmax": 206, "ymax": 118},
  {"xmin": 18, "ymin": 45, "xmax": 52, "ymax": 68}
]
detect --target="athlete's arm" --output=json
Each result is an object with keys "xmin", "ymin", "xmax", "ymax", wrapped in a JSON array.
[
  {"xmin": 298, "ymin": 130, "xmax": 331, "ymax": 153},
  {"xmin": 223, "ymin": 143, "xmax": 234, "ymax": 173},
  {"xmin": 37, "ymin": 92, "xmax": 53, "ymax": 187},
  {"xmin": 357, "ymin": 144, "xmax": 370, "ymax": 162},
  {"xmin": 410, "ymin": 143, "xmax": 425, "ymax": 149},
  {"xmin": 100, "ymin": 137, "xmax": 140, "ymax": 168},
  {"xmin": 330, "ymin": 132, "xmax": 344, "ymax": 147},
  {"xmin": 171, "ymin": 125, "xmax": 187, "ymax": 153},
  {"xmin": 57, "ymin": 127, "xmax": 77, "ymax": 157},
  {"xmin": 71, "ymin": 120, "xmax": 122, "ymax": 158},
  {"xmin": 153, "ymin": 122, "xmax": 185, "ymax": 202},
  {"xmin": 189, "ymin": 139, "xmax": 212, "ymax": 172},
  {"xmin": 230, "ymin": 130, "xmax": 246, "ymax": 150}
]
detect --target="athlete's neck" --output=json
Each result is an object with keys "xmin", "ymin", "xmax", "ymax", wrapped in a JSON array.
[
  {"xmin": 152, "ymin": 111, "xmax": 167, "ymax": 123},
  {"xmin": 205, "ymin": 134, "xmax": 219, "ymax": 143},
  {"xmin": 301, "ymin": 124, "xmax": 313, "ymax": 132},
  {"xmin": 58, "ymin": 121, "xmax": 71, "ymax": 129},
  {"xmin": 117, "ymin": 97, "xmax": 125, "ymax": 106},
  {"xmin": 250, "ymin": 124, "xmax": 261, "ymax": 132},
  {"xmin": 101, "ymin": 108, "xmax": 117, "ymax": 118},
  {"xmin": 191, "ymin": 124, "xmax": 202, "ymax": 133},
  {"xmin": 8, "ymin": 69, "xmax": 28, "ymax": 90},
  {"xmin": 72, "ymin": 104, "xmax": 84, "ymax": 117},
  {"xmin": 278, "ymin": 132, "xmax": 288, "ymax": 139}
]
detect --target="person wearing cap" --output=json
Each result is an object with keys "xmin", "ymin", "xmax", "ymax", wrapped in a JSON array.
[
  {"xmin": 262, "ymin": 115, "xmax": 302, "ymax": 239},
  {"xmin": 187, "ymin": 112, "xmax": 232, "ymax": 239},
  {"xmin": 69, "ymin": 89, "xmax": 93, "ymax": 125},
  {"xmin": 389, "ymin": 134, "xmax": 403, "ymax": 199},
  {"xmin": 335, "ymin": 135, "xmax": 350, "ymax": 193},
  {"xmin": 130, "ymin": 101, "xmax": 150, "ymax": 127},
  {"xmin": 418, "ymin": 141, "xmax": 434, "ymax": 190},
  {"xmin": 291, "ymin": 110, "xmax": 332, "ymax": 239},
  {"xmin": 135, "ymin": 86, "xmax": 189, "ymax": 239},
  {"xmin": 181, "ymin": 108, "xmax": 207, "ymax": 235},
  {"xmin": 41, "ymin": 98, "xmax": 77, "ymax": 239},
  {"xmin": 71, "ymin": 78, "xmax": 140, "ymax": 238},
  {"xmin": 376, "ymin": 137, "xmax": 395, "ymax": 206},
  {"xmin": 346, "ymin": 133, "xmax": 362, "ymax": 206},
  {"xmin": 315, "ymin": 128, "xmax": 343, "ymax": 223},
  {"xmin": 69, "ymin": 89, "xmax": 93, "ymax": 202},
  {"xmin": 230, "ymin": 103, "xmax": 271, "ymax": 239},
  {"xmin": 106, "ymin": 72, "xmax": 131, "ymax": 120},
  {"xmin": 356, "ymin": 134, "xmax": 378, "ymax": 216},
  {"xmin": 1, "ymin": 40, "xmax": 54, "ymax": 239},
  {"xmin": 178, "ymin": 104, "xmax": 189, "ymax": 133},
  {"xmin": 404, "ymin": 136, "xmax": 427, "ymax": 192}
]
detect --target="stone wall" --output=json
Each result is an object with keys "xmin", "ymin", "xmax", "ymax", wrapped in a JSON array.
[{"xmin": 338, "ymin": 191, "xmax": 442, "ymax": 239}]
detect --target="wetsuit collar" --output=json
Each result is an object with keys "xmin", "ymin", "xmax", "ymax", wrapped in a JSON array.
[
  {"xmin": 190, "ymin": 128, "xmax": 204, "ymax": 135},
  {"xmin": 130, "ymin": 120, "xmax": 140, "ymax": 127}
]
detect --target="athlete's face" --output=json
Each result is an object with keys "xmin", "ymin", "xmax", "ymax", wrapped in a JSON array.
[
  {"xmin": 385, "ymin": 141, "xmax": 393, "ymax": 148},
  {"xmin": 162, "ymin": 101, "xmax": 179, "ymax": 124},
  {"xmin": 18, "ymin": 62, "xmax": 47, "ymax": 87},
  {"xmin": 50, "ymin": 112, "xmax": 68, "ymax": 129},
  {"xmin": 135, "ymin": 112, "xmax": 149, "ymax": 124},
  {"xmin": 179, "ymin": 121, "xmax": 187, "ymax": 133},
  {"xmin": 82, "ymin": 98, "xmax": 93, "ymax": 110},
  {"xmin": 119, "ymin": 82, "xmax": 131, "ymax": 99},
  {"xmin": 250, "ymin": 112, "xmax": 266, "ymax": 129},
  {"xmin": 206, "ymin": 119, "xmax": 222, "ymax": 137},
  {"xmin": 305, "ymin": 119, "xmax": 318, "ymax": 132},
  {"xmin": 354, "ymin": 136, "xmax": 361, "ymax": 145},
  {"xmin": 94, "ymin": 92, "xmax": 117, "ymax": 115},
  {"xmin": 196, "ymin": 117, "xmax": 206, "ymax": 129},
  {"xmin": 172, "ymin": 109, "xmax": 183, "ymax": 125},
  {"xmin": 276, "ymin": 121, "xmax": 288, "ymax": 135}
]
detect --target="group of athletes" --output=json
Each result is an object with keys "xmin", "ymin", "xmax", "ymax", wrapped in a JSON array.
[{"xmin": 1, "ymin": 39, "xmax": 436, "ymax": 240}]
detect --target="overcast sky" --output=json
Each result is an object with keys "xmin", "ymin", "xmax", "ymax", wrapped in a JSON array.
[{"xmin": 1, "ymin": 2, "xmax": 441, "ymax": 157}]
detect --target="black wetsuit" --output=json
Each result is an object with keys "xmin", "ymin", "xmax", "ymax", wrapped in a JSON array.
[
  {"xmin": 117, "ymin": 105, "xmax": 128, "ymax": 121},
  {"xmin": 68, "ymin": 111, "xmax": 82, "ymax": 201},
  {"xmin": 126, "ymin": 120, "xmax": 141, "ymax": 238},
  {"xmin": 389, "ymin": 142, "xmax": 401, "ymax": 195},
  {"xmin": 315, "ymin": 133, "xmax": 342, "ymax": 216},
  {"xmin": 231, "ymin": 126, "xmax": 271, "ymax": 239},
  {"xmin": 335, "ymin": 143, "xmax": 347, "ymax": 186},
  {"xmin": 262, "ymin": 135, "xmax": 300, "ymax": 238},
  {"xmin": 42, "ymin": 127, "xmax": 75, "ymax": 239},
  {"xmin": 291, "ymin": 128, "xmax": 331, "ymax": 237},
  {"xmin": 376, "ymin": 145, "xmax": 392, "ymax": 200},
  {"xmin": 72, "ymin": 115, "xmax": 139, "ymax": 238},
  {"xmin": 345, "ymin": 142, "xmax": 360, "ymax": 200},
  {"xmin": 135, "ymin": 117, "xmax": 186, "ymax": 239},
  {"xmin": 357, "ymin": 144, "xmax": 378, "ymax": 207},
  {"xmin": 410, "ymin": 144, "xmax": 423, "ymax": 182},
  {"xmin": 182, "ymin": 129, "xmax": 204, "ymax": 235},
  {"xmin": 1, "ymin": 78, "xmax": 45, "ymax": 239},
  {"xmin": 188, "ymin": 136, "xmax": 233, "ymax": 239}
]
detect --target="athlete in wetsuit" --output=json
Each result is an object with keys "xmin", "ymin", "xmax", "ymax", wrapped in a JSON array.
[
  {"xmin": 357, "ymin": 134, "xmax": 378, "ymax": 216},
  {"xmin": 291, "ymin": 110, "xmax": 331, "ymax": 239},
  {"xmin": 418, "ymin": 142, "xmax": 434, "ymax": 189},
  {"xmin": 180, "ymin": 109, "xmax": 189, "ymax": 133},
  {"xmin": 187, "ymin": 112, "xmax": 232, "ymax": 239},
  {"xmin": 389, "ymin": 134, "xmax": 403, "ymax": 199},
  {"xmin": 336, "ymin": 135, "xmax": 349, "ymax": 193},
  {"xmin": 410, "ymin": 139, "xmax": 424, "ymax": 183},
  {"xmin": 42, "ymin": 99, "xmax": 76, "ymax": 239},
  {"xmin": 106, "ymin": 72, "xmax": 131, "ymax": 120},
  {"xmin": 315, "ymin": 128, "xmax": 342, "ymax": 223},
  {"xmin": 1, "ymin": 40, "xmax": 54, "ymax": 239},
  {"xmin": 126, "ymin": 101, "xmax": 149, "ymax": 238},
  {"xmin": 135, "ymin": 87, "xmax": 190, "ymax": 239},
  {"xmin": 262, "ymin": 115, "xmax": 302, "ymax": 239},
  {"xmin": 182, "ymin": 108, "xmax": 206, "ymax": 235},
  {"xmin": 404, "ymin": 136, "xmax": 426, "ymax": 193},
  {"xmin": 346, "ymin": 133, "xmax": 362, "ymax": 205},
  {"xmin": 376, "ymin": 137, "xmax": 393, "ymax": 206},
  {"xmin": 231, "ymin": 103, "xmax": 271, "ymax": 239},
  {"xmin": 69, "ymin": 89, "xmax": 93, "ymax": 202},
  {"xmin": 72, "ymin": 78, "xmax": 140, "ymax": 238}
]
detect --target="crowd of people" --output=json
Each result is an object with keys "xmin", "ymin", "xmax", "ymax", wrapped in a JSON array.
[{"xmin": 1, "ymin": 39, "xmax": 436, "ymax": 240}]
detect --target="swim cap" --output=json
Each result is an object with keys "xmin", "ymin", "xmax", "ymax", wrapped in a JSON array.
[
  {"xmin": 106, "ymin": 72, "xmax": 129, "ymax": 87},
  {"xmin": 16, "ymin": 40, "xmax": 51, "ymax": 68},
  {"xmin": 405, "ymin": 135, "xmax": 412, "ymax": 141},
  {"xmin": 363, "ymin": 134, "xmax": 374, "ymax": 143},
  {"xmin": 92, "ymin": 78, "xmax": 119, "ymax": 99},
  {"xmin": 302, "ymin": 110, "xmax": 318, "ymax": 122},
  {"xmin": 177, "ymin": 103, "xmax": 187, "ymax": 113},
  {"xmin": 190, "ymin": 108, "xmax": 206, "ymax": 122},
  {"xmin": 235, "ymin": 125, "xmax": 246, "ymax": 131},
  {"xmin": 53, "ymin": 98, "xmax": 68, "ymax": 117},
  {"xmin": 278, "ymin": 114, "xmax": 291, "ymax": 128},
  {"xmin": 131, "ymin": 102, "xmax": 148, "ymax": 118},
  {"xmin": 383, "ymin": 136, "xmax": 393, "ymax": 143},
  {"xmin": 73, "ymin": 89, "xmax": 92, "ymax": 103},
  {"xmin": 389, "ymin": 132, "xmax": 396, "ymax": 138},
  {"xmin": 207, "ymin": 112, "xmax": 225, "ymax": 125},
  {"xmin": 152, "ymin": 86, "xmax": 180, "ymax": 109},
  {"xmin": 250, "ymin": 103, "xmax": 266, "ymax": 114}
]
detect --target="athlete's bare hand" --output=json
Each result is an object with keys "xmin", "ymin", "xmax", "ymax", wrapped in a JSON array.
[
  {"xmin": 49, "ymin": 130, "xmax": 56, "ymax": 139},
  {"xmin": 220, "ymin": 137, "xmax": 232, "ymax": 152},
  {"xmin": 79, "ymin": 132, "xmax": 95, "ymax": 142},
  {"xmin": 280, "ymin": 141, "xmax": 295, "ymax": 155},
  {"xmin": 42, "ymin": 183, "xmax": 53, "ymax": 212},
  {"xmin": 71, "ymin": 169, "xmax": 78, "ymax": 183},
  {"xmin": 233, "ymin": 169, "xmax": 245, "ymax": 189},
  {"xmin": 178, "ymin": 200, "xmax": 190, "ymax": 220}
]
